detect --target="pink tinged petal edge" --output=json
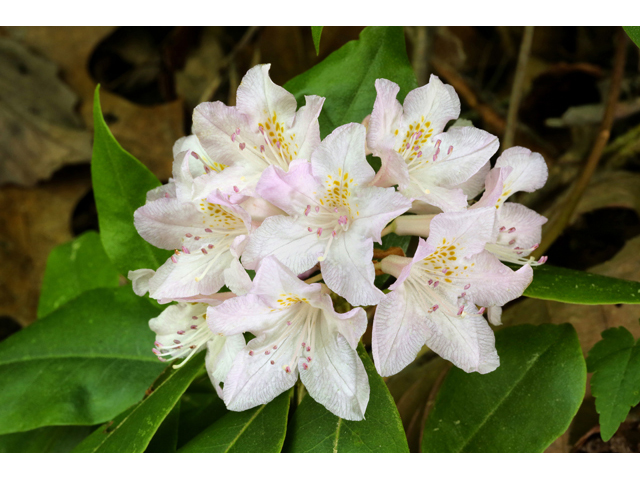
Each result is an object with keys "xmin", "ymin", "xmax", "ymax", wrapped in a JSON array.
[
  {"xmin": 299, "ymin": 320, "xmax": 370, "ymax": 421},
  {"xmin": 372, "ymin": 286, "xmax": 431, "ymax": 376},
  {"xmin": 255, "ymin": 160, "xmax": 322, "ymax": 216},
  {"xmin": 466, "ymin": 251, "xmax": 533, "ymax": 308},
  {"xmin": 495, "ymin": 146, "xmax": 549, "ymax": 196},
  {"xmin": 473, "ymin": 166, "xmax": 513, "ymax": 209},
  {"xmin": 134, "ymin": 198, "xmax": 206, "ymax": 250}
]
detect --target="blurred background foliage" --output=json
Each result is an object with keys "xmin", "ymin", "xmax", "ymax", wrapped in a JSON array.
[{"xmin": 1, "ymin": 26, "xmax": 640, "ymax": 452}]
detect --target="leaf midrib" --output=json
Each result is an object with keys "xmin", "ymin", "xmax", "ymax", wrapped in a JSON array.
[
  {"xmin": 454, "ymin": 336, "xmax": 563, "ymax": 452},
  {"xmin": 0, "ymin": 354, "xmax": 159, "ymax": 367}
]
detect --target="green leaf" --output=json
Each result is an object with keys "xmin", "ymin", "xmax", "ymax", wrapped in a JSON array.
[
  {"xmin": 92, "ymin": 85, "xmax": 169, "ymax": 276},
  {"xmin": 374, "ymin": 232, "xmax": 413, "ymax": 289},
  {"xmin": 422, "ymin": 324, "xmax": 586, "ymax": 453},
  {"xmin": 146, "ymin": 402, "xmax": 181, "ymax": 453},
  {"xmin": 0, "ymin": 426, "xmax": 91, "ymax": 453},
  {"xmin": 74, "ymin": 352, "xmax": 205, "ymax": 453},
  {"xmin": 179, "ymin": 389, "xmax": 291, "ymax": 453},
  {"xmin": 522, "ymin": 264, "xmax": 640, "ymax": 304},
  {"xmin": 284, "ymin": 344, "xmax": 409, "ymax": 453},
  {"xmin": 623, "ymin": 27, "xmax": 640, "ymax": 48},
  {"xmin": 177, "ymin": 375, "xmax": 228, "ymax": 448},
  {"xmin": 587, "ymin": 326, "xmax": 640, "ymax": 441},
  {"xmin": 37, "ymin": 231, "xmax": 120, "ymax": 318},
  {"xmin": 311, "ymin": 26, "xmax": 323, "ymax": 55},
  {"xmin": 0, "ymin": 287, "xmax": 165, "ymax": 435},
  {"xmin": 285, "ymin": 26, "xmax": 417, "ymax": 138}
]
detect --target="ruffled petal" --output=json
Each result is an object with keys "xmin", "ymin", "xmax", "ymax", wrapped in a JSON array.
[
  {"xmin": 494, "ymin": 202, "xmax": 547, "ymax": 250},
  {"xmin": 236, "ymin": 64, "xmax": 297, "ymax": 126},
  {"xmin": 207, "ymin": 293, "xmax": 285, "ymax": 336},
  {"xmin": 128, "ymin": 268, "xmax": 154, "ymax": 296},
  {"xmin": 299, "ymin": 320, "xmax": 369, "ymax": 421},
  {"xmin": 495, "ymin": 146, "xmax": 548, "ymax": 197}
]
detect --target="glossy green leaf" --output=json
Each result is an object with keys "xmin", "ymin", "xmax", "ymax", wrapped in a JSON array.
[
  {"xmin": 587, "ymin": 326, "xmax": 640, "ymax": 441},
  {"xmin": 179, "ymin": 389, "xmax": 291, "ymax": 453},
  {"xmin": 285, "ymin": 26, "xmax": 417, "ymax": 138},
  {"xmin": 284, "ymin": 344, "xmax": 409, "ymax": 453},
  {"xmin": 422, "ymin": 324, "xmax": 586, "ymax": 453},
  {"xmin": 523, "ymin": 264, "xmax": 640, "ymax": 304},
  {"xmin": 0, "ymin": 426, "xmax": 91, "ymax": 453},
  {"xmin": 74, "ymin": 353, "xmax": 205, "ymax": 453},
  {"xmin": 92, "ymin": 86, "xmax": 169, "ymax": 276},
  {"xmin": 146, "ymin": 402, "xmax": 181, "ymax": 453},
  {"xmin": 37, "ymin": 231, "xmax": 120, "ymax": 318},
  {"xmin": 623, "ymin": 27, "xmax": 640, "ymax": 48},
  {"xmin": 311, "ymin": 26, "xmax": 323, "ymax": 55},
  {"xmin": 177, "ymin": 375, "xmax": 228, "ymax": 449},
  {"xmin": 0, "ymin": 287, "xmax": 165, "ymax": 435}
]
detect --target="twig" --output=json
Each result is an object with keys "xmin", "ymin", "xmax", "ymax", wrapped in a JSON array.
[
  {"xmin": 538, "ymin": 28, "xmax": 628, "ymax": 256},
  {"xmin": 431, "ymin": 57, "xmax": 557, "ymax": 163},
  {"xmin": 199, "ymin": 26, "xmax": 262, "ymax": 103},
  {"xmin": 503, "ymin": 26, "xmax": 535, "ymax": 150},
  {"xmin": 412, "ymin": 26, "xmax": 430, "ymax": 86}
]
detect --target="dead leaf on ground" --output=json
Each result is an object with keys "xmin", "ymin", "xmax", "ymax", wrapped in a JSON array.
[
  {"xmin": 0, "ymin": 168, "xmax": 91, "ymax": 327},
  {"xmin": 4, "ymin": 26, "xmax": 184, "ymax": 181},
  {"xmin": 0, "ymin": 37, "xmax": 92, "ymax": 186}
]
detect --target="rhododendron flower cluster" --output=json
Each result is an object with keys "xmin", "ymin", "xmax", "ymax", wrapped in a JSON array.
[{"xmin": 129, "ymin": 64, "xmax": 548, "ymax": 420}]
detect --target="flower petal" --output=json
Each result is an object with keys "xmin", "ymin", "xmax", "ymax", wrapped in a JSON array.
[
  {"xmin": 372, "ymin": 285, "xmax": 430, "ymax": 376},
  {"xmin": 206, "ymin": 333, "xmax": 246, "ymax": 398},
  {"xmin": 236, "ymin": 64, "xmax": 297, "ymax": 126},
  {"xmin": 223, "ymin": 321, "xmax": 302, "ymax": 411},
  {"xmin": 288, "ymin": 95, "xmax": 325, "ymax": 159},
  {"xmin": 402, "ymin": 74, "xmax": 460, "ymax": 136},
  {"xmin": 134, "ymin": 197, "xmax": 205, "ymax": 250},
  {"xmin": 424, "ymin": 309, "xmax": 499, "ymax": 374},
  {"xmin": 495, "ymin": 146, "xmax": 548, "ymax": 196},
  {"xmin": 128, "ymin": 268, "xmax": 154, "ymax": 296},
  {"xmin": 242, "ymin": 215, "xmax": 323, "ymax": 273},
  {"xmin": 426, "ymin": 207, "xmax": 497, "ymax": 258},
  {"xmin": 207, "ymin": 293, "xmax": 284, "ymax": 336},
  {"xmin": 299, "ymin": 320, "xmax": 369, "ymax": 421},
  {"xmin": 321, "ymin": 233, "xmax": 383, "ymax": 306},
  {"xmin": 255, "ymin": 160, "xmax": 322, "ymax": 216},
  {"xmin": 311, "ymin": 123, "xmax": 375, "ymax": 187},
  {"xmin": 148, "ymin": 249, "xmax": 231, "ymax": 300},
  {"xmin": 350, "ymin": 186, "xmax": 412, "ymax": 243},
  {"xmin": 494, "ymin": 202, "xmax": 547, "ymax": 249},
  {"xmin": 367, "ymin": 79, "xmax": 403, "ymax": 156}
]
